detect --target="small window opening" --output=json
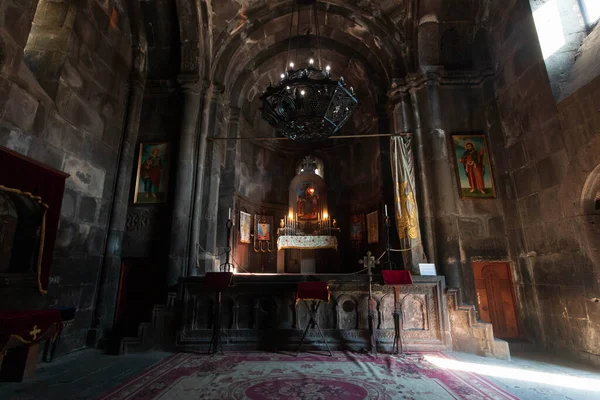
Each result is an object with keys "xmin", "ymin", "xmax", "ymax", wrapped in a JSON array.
[
  {"xmin": 580, "ymin": 0, "xmax": 600, "ymax": 26},
  {"xmin": 533, "ymin": 0, "xmax": 566, "ymax": 60}
]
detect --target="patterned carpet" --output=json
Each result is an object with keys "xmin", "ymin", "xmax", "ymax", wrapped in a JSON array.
[{"xmin": 97, "ymin": 352, "xmax": 518, "ymax": 400}]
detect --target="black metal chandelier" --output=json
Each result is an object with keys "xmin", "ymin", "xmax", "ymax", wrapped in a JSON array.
[{"xmin": 260, "ymin": 0, "xmax": 358, "ymax": 142}]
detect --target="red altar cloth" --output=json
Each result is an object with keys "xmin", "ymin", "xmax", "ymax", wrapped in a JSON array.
[
  {"xmin": 204, "ymin": 272, "xmax": 233, "ymax": 290},
  {"xmin": 382, "ymin": 270, "xmax": 413, "ymax": 285},
  {"xmin": 296, "ymin": 282, "xmax": 330, "ymax": 302},
  {"xmin": 0, "ymin": 310, "xmax": 63, "ymax": 349}
]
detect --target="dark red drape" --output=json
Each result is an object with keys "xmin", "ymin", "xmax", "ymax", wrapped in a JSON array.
[{"xmin": 0, "ymin": 146, "xmax": 69, "ymax": 293}]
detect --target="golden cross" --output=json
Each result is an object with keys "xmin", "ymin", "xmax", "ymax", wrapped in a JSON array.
[{"xmin": 30, "ymin": 325, "xmax": 41, "ymax": 340}]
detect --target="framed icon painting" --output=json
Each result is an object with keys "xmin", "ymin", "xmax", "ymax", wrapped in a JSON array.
[
  {"xmin": 350, "ymin": 214, "xmax": 364, "ymax": 242},
  {"xmin": 451, "ymin": 135, "xmax": 496, "ymax": 199},
  {"xmin": 240, "ymin": 211, "xmax": 251, "ymax": 244},
  {"xmin": 367, "ymin": 210, "xmax": 379, "ymax": 244},
  {"xmin": 133, "ymin": 142, "xmax": 171, "ymax": 204}
]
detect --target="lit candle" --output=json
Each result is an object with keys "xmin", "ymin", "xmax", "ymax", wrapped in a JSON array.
[
  {"xmin": 385, "ymin": 204, "xmax": 388, "ymax": 217},
  {"xmin": 229, "ymin": 207, "xmax": 231, "ymax": 219}
]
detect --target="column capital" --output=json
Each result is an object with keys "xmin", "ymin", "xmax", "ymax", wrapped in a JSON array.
[
  {"xmin": 177, "ymin": 75, "xmax": 209, "ymax": 94},
  {"xmin": 226, "ymin": 106, "xmax": 241, "ymax": 123},
  {"xmin": 207, "ymin": 83, "xmax": 226, "ymax": 101},
  {"xmin": 129, "ymin": 74, "xmax": 146, "ymax": 91}
]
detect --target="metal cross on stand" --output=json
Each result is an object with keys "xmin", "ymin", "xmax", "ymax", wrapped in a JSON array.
[{"xmin": 359, "ymin": 251, "xmax": 379, "ymax": 356}]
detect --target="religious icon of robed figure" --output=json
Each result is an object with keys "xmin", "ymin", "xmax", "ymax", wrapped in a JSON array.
[
  {"xmin": 350, "ymin": 214, "xmax": 364, "ymax": 242},
  {"xmin": 296, "ymin": 181, "xmax": 319, "ymax": 220},
  {"xmin": 134, "ymin": 142, "xmax": 170, "ymax": 204},
  {"xmin": 452, "ymin": 135, "xmax": 496, "ymax": 199}
]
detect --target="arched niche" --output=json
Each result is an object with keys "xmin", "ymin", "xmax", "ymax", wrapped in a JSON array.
[
  {"xmin": 288, "ymin": 170, "xmax": 328, "ymax": 223},
  {"xmin": 580, "ymin": 163, "xmax": 600, "ymax": 266}
]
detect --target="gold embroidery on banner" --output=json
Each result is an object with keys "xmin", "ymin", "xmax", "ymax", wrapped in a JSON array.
[{"xmin": 396, "ymin": 181, "xmax": 419, "ymax": 240}]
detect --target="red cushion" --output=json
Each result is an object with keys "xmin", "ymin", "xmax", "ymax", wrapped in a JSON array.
[
  {"xmin": 382, "ymin": 270, "xmax": 413, "ymax": 285},
  {"xmin": 204, "ymin": 272, "xmax": 234, "ymax": 289},
  {"xmin": 296, "ymin": 282, "xmax": 330, "ymax": 302}
]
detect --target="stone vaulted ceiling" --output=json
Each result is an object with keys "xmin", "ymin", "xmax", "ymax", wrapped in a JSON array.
[
  {"xmin": 185, "ymin": 1, "xmax": 412, "ymax": 146},
  {"xmin": 158, "ymin": 1, "xmax": 478, "ymax": 147},
  {"xmin": 166, "ymin": 0, "xmax": 415, "ymax": 146}
]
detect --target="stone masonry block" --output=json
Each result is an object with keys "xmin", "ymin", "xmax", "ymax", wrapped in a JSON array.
[
  {"xmin": 0, "ymin": 126, "xmax": 32, "ymax": 155},
  {"xmin": 59, "ymin": 90, "xmax": 105, "ymax": 138},
  {"xmin": 513, "ymin": 43, "xmax": 539, "ymax": 78},
  {"xmin": 560, "ymin": 286, "xmax": 588, "ymax": 319},
  {"xmin": 508, "ymin": 141, "xmax": 528, "ymax": 172},
  {"xmin": 63, "ymin": 155, "xmax": 106, "ymax": 198},
  {"xmin": 43, "ymin": 110, "xmax": 83, "ymax": 154},
  {"xmin": 537, "ymin": 186, "xmax": 563, "ymax": 222},
  {"xmin": 85, "ymin": 227, "xmax": 106, "ymax": 256},
  {"xmin": 61, "ymin": 188, "xmax": 77, "ymax": 219},
  {"xmin": 2, "ymin": 82, "xmax": 39, "ymax": 131},
  {"xmin": 513, "ymin": 165, "xmax": 539, "ymax": 198},
  {"xmin": 518, "ymin": 193, "xmax": 541, "ymax": 226},
  {"xmin": 78, "ymin": 196, "xmax": 98, "ymax": 223},
  {"xmin": 457, "ymin": 217, "xmax": 483, "ymax": 239},
  {"xmin": 536, "ymin": 150, "xmax": 568, "ymax": 190},
  {"xmin": 1, "ymin": 1, "xmax": 36, "ymax": 48},
  {"xmin": 26, "ymin": 138, "xmax": 64, "ymax": 170}
]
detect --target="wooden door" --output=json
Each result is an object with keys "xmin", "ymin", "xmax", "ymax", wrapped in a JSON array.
[
  {"xmin": 115, "ymin": 259, "xmax": 167, "ymax": 337},
  {"xmin": 473, "ymin": 262, "xmax": 520, "ymax": 339}
]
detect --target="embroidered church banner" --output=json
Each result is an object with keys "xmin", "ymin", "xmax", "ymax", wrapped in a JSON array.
[
  {"xmin": 367, "ymin": 211, "xmax": 379, "ymax": 244},
  {"xmin": 239, "ymin": 211, "xmax": 251, "ymax": 244},
  {"xmin": 390, "ymin": 136, "xmax": 426, "ymax": 273}
]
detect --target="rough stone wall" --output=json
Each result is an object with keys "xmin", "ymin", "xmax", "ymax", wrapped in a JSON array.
[
  {"xmin": 438, "ymin": 83, "xmax": 510, "ymax": 306},
  {"xmin": 0, "ymin": 0, "xmax": 133, "ymax": 355},
  {"xmin": 485, "ymin": 0, "xmax": 600, "ymax": 365},
  {"xmin": 122, "ymin": 90, "xmax": 179, "ymax": 260}
]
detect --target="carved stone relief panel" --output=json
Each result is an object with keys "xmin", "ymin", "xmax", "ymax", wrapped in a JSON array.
[
  {"xmin": 379, "ymin": 294, "xmax": 395, "ymax": 329},
  {"xmin": 336, "ymin": 294, "xmax": 359, "ymax": 330},
  {"xmin": 401, "ymin": 294, "xmax": 429, "ymax": 331},
  {"xmin": 126, "ymin": 208, "xmax": 157, "ymax": 231}
]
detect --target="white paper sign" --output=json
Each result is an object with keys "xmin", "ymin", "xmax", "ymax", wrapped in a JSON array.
[{"xmin": 418, "ymin": 263, "xmax": 437, "ymax": 276}]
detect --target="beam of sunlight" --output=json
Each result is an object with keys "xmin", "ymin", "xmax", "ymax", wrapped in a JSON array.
[
  {"xmin": 423, "ymin": 355, "xmax": 600, "ymax": 392},
  {"xmin": 583, "ymin": 0, "xmax": 600, "ymax": 24},
  {"xmin": 533, "ymin": 0, "xmax": 566, "ymax": 59}
]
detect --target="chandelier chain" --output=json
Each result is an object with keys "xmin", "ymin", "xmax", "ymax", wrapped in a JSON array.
[
  {"xmin": 260, "ymin": 0, "xmax": 358, "ymax": 142},
  {"xmin": 285, "ymin": 1, "xmax": 295, "ymax": 71},
  {"xmin": 313, "ymin": 2, "xmax": 323, "ymax": 69}
]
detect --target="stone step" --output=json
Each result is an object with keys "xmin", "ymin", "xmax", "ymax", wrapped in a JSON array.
[
  {"xmin": 505, "ymin": 338, "xmax": 539, "ymax": 353},
  {"xmin": 446, "ymin": 288, "xmax": 510, "ymax": 360}
]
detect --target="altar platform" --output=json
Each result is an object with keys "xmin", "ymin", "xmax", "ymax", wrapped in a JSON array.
[{"xmin": 176, "ymin": 273, "xmax": 453, "ymax": 353}]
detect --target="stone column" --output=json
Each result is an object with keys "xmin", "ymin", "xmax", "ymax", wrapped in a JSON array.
[
  {"xmin": 410, "ymin": 71, "xmax": 462, "ymax": 289},
  {"xmin": 93, "ymin": 52, "xmax": 147, "ymax": 345},
  {"xmin": 217, "ymin": 107, "xmax": 240, "ymax": 258},
  {"xmin": 189, "ymin": 85, "xmax": 223, "ymax": 274},
  {"xmin": 388, "ymin": 88, "xmax": 435, "ymax": 264},
  {"xmin": 167, "ymin": 76, "xmax": 205, "ymax": 286}
]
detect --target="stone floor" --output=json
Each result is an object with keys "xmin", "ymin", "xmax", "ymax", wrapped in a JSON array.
[{"xmin": 0, "ymin": 349, "xmax": 599, "ymax": 399}]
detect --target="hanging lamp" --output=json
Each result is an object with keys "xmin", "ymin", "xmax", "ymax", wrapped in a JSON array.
[{"xmin": 260, "ymin": 0, "xmax": 358, "ymax": 142}]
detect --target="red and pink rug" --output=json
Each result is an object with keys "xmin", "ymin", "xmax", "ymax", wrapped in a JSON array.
[{"xmin": 97, "ymin": 352, "xmax": 518, "ymax": 399}]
